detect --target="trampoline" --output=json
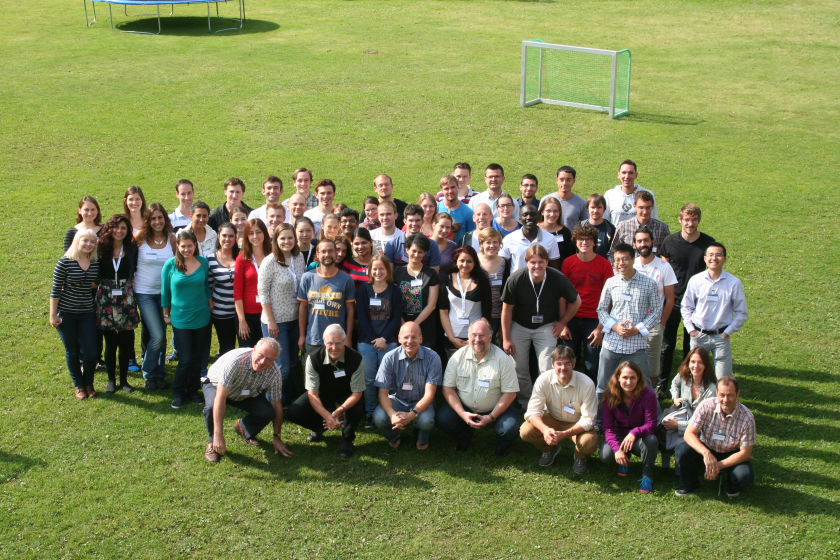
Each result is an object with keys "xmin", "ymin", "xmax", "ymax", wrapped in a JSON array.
[{"xmin": 83, "ymin": 0, "xmax": 245, "ymax": 34}]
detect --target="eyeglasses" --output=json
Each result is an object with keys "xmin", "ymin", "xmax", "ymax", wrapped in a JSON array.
[
  {"xmin": 576, "ymin": 238, "xmax": 595, "ymax": 243},
  {"xmin": 498, "ymin": 203, "xmax": 513, "ymax": 208}
]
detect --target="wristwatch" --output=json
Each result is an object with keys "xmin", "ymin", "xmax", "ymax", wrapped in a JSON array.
[{"xmin": 411, "ymin": 408, "xmax": 420, "ymax": 416}]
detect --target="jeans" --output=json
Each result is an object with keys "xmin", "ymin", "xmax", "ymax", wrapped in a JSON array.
[
  {"xmin": 56, "ymin": 311, "xmax": 98, "ymax": 388},
  {"xmin": 373, "ymin": 399, "xmax": 436, "ymax": 445},
  {"xmin": 202, "ymin": 380, "xmax": 276, "ymax": 442},
  {"xmin": 213, "ymin": 316, "xmax": 238, "ymax": 356},
  {"xmin": 137, "ymin": 293, "xmax": 166, "ymax": 380},
  {"xmin": 358, "ymin": 342, "xmax": 399, "ymax": 416},
  {"xmin": 675, "ymin": 442, "xmax": 754, "ymax": 493},
  {"xmin": 285, "ymin": 391, "xmax": 364, "ymax": 441},
  {"xmin": 238, "ymin": 313, "xmax": 262, "ymax": 349},
  {"xmin": 262, "ymin": 320, "xmax": 300, "ymax": 407},
  {"xmin": 520, "ymin": 416, "xmax": 598, "ymax": 458},
  {"xmin": 599, "ymin": 434, "xmax": 659, "ymax": 477},
  {"xmin": 689, "ymin": 332, "xmax": 733, "ymax": 379},
  {"xmin": 510, "ymin": 322, "xmax": 556, "ymax": 408},
  {"xmin": 172, "ymin": 323, "xmax": 211, "ymax": 397},
  {"xmin": 660, "ymin": 304, "xmax": 689, "ymax": 389},
  {"xmin": 435, "ymin": 401, "xmax": 521, "ymax": 451},
  {"xmin": 596, "ymin": 347, "xmax": 650, "ymax": 404},
  {"xmin": 561, "ymin": 316, "xmax": 602, "ymax": 383}
]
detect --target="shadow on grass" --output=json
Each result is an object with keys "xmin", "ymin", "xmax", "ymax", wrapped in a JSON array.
[
  {"xmin": 737, "ymin": 363, "xmax": 838, "ymax": 385},
  {"xmin": 113, "ymin": 17, "xmax": 279, "ymax": 36},
  {"xmin": 621, "ymin": 112, "xmax": 704, "ymax": 126},
  {"xmin": 0, "ymin": 451, "xmax": 46, "ymax": 484}
]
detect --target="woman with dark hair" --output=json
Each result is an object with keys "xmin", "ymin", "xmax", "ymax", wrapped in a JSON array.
[
  {"xmin": 294, "ymin": 217, "xmax": 317, "ymax": 267},
  {"xmin": 342, "ymin": 227, "xmax": 375, "ymax": 289},
  {"xmin": 477, "ymin": 227, "xmax": 510, "ymax": 343},
  {"xmin": 63, "ymin": 196, "xmax": 102, "ymax": 251},
  {"xmin": 161, "ymin": 228, "xmax": 213, "ymax": 408},
  {"xmin": 134, "ymin": 203, "xmax": 176, "ymax": 390},
  {"xmin": 123, "ymin": 186, "xmax": 147, "ymax": 234},
  {"xmin": 234, "ymin": 219, "xmax": 271, "ymax": 349},
  {"xmin": 538, "ymin": 197, "xmax": 575, "ymax": 266},
  {"xmin": 258, "ymin": 222, "xmax": 306, "ymax": 407},
  {"xmin": 207, "ymin": 223, "xmax": 239, "ymax": 357},
  {"xmin": 229, "ymin": 206, "xmax": 250, "ymax": 248},
  {"xmin": 438, "ymin": 245, "xmax": 492, "ymax": 356},
  {"xmin": 50, "ymin": 228, "xmax": 100, "ymax": 400},
  {"xmin": 491, "ymin": 193, "xmax": 521, "ymax": 236},
  {"xmin": 393, "ymin": 234, "xmax": 440, "ymax": 348},
  {"xmin": 600, "ymin": 361, "xmax": 659, "ymax": 494},
  {"xmin": 96, "ymin": 214, "xmax": 140, "ymax": 393},
  {"xmin": 430, "ymin": 213, "xmax": 456, "ymax": 283}
]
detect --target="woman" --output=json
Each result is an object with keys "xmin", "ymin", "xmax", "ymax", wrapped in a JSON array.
[
  {"xmin": 599, "ymin": 361, "xmax": 659, "ymax": 494},
  {"xmin": 477, "ymin": 228, "xmax": 510, "ymax": 343},
  {"xmin": 431, "ymin": 213, "xmax": 457, "ymax": 283},
  {"xmin": 393, "ymin": 234, "xmax": 440, "ymax": 348},
  {"xmin": 123, "ymin": 186, "xmax": 147, "ymax": 234},
  {"xmin": 295, "ymin": 217, "xmax": 317, "ymax": 267},
  {"xmin": 133, "ymin": 203, "xmax": 176, "ymax": 390},
  {"xmin": 234, "ymin": 219, "xmax": 271, "ymax": 349},
  {"xmin": 64, "ymin": 196, "xmax": 102, "ymax": 251},
  {"xmin": 418, "ymin": 192, "xmax": 437, "ymax": 237},
  {"xmin": 538, "ymin": 197, "xmax": 575, "ymax": 266},
  {"xmin": 229, "ymin": 205, "xmax": 250, "ymax": 247},
  {"xmin": 343, "ymin": 227, "xmax": 375, "ymax": 289},
  {"xmin": 50, "ymin": 228, "xmax": 100, "ymax": 400},
  {"xmin": 161, "ymin": 229, "xmax": 213, "ymax": 408},
  {"xmin": 207, "ymin": 223, "xmax": 239, "ymax": 357},
  {"xmin": 659, "ymin": 347, "xmax": 717, "ymax": 468},
  {"xmin": 491, "ymin": 194, "xmax": 521, "ymax": 236},
  {"xmin": 356, "ymin": 255, "xmax": 402, "ymax": 424},
  {"xmin": 259, "ymin": 223, "xmax": 306, "ymax": 407},
  {"xmin": 438, "ymin": 246, "xmax": 492, "ymax": 356},
  {"xmin": 96, "ymin": 214, "xmax": 141, "ymax": 394},
  {"xmin": 319, "ymin": 213, "xmax": 341, "ymax": 242}
]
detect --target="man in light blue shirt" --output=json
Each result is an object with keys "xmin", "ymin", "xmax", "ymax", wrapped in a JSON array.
[{"xmin": 436, "ymin": 174, "xmax": 475, "ymax": 244}]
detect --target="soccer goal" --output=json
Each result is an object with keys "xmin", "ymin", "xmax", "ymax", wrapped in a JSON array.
[{"xmin": 520, "ymin": 40, "xmax": 631, "ymax": 119}]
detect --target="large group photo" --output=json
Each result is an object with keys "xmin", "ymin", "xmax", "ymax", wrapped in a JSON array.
[{"xmin": 3, "ymin": 0, "xmax": 839, "ymax": 558}]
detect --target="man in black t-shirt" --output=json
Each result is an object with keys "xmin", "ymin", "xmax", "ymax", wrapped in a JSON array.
[
  {"xmin": 374, "ymin": 174, "xmax": 408, "ymax": 230},
  {"xmin": 657, "ymin": 203, "xmax": 715, "ymax": 397},
  {"xmin": 501, "ymin": 245, "xmax": 581, "ymax": 407}
]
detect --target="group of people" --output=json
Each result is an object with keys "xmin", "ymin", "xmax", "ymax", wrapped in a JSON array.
[{"xmin": 50, "ymin": 160, "xmax": 754, "ymax": 497}]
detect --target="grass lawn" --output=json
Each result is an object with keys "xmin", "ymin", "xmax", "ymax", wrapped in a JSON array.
[{"xmin": 1, "ymin": 0, "xmax": 839, "ymax": 557}]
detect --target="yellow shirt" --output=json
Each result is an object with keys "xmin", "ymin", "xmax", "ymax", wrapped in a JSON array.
[
  {"xmin": 443, "ymin": 344, "xmax": 519, "ymax": 413},
  {"xmin": 525, "ymin": 369, "xmax": 598, "ymax": 432}
]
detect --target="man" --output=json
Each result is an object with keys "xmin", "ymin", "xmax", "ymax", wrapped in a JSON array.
[
  {"xmin": 436, "ymin": 162, "xmax": 478, "ymax": 204},
  {"xmin": 436, "ymin": 174, "xmax": 475, "ymax": 244},
  {"xmin": 595, "ymin": 243, "xmax": 662, "ymax": 404},
  {"xmin": 286, "ymin": 193, "xmax": 308, "ymax": 225},
  {"xmin": 560, "ymin": 224, "xmax": 614, "ymax": 382},
  {"xmin": 248, "ymin": 176, "xmax": 284, "ymax": 226},
  {"xmin": 285, "ymin": 325, "xmax": 365, "ymax": 459},
  {"xmin": 633, "ymin": 226, "xmax": 677, "ymax": 390},
  {"xmin": 501, "ymin": 245, "xmax": 580, "ymax": 407},
  {"xmin": 469, "ymin": 163, "xmax": 520, "ymax": 220},
  {"xmin": 374, "ymin": 174, "xmax": 408, "ymax": 230},
  {"xmin": 373, "ymin": 322, "xmax": 442, "ymax": 450},
  {"xmin": 542, "ymin": 166, "xmax": 588, "ymax": 232},
  {"xmin": 339, "ymin": 208, "xmax": 359, "ymax": 241},
  {"xmin": 681, "ymin": 242, "xmax": 748, "ymax": 379},
  {"xmin": 383, "ymin": 204, "xmax": 441, "ymax": 272},
  {"xmin": 610, "ymin": 191, "xmax": 670, "ymax": 259},
  {"xmin": 581, "ymin": 194, "xmax": 615, "ymax": 260},
  {"xmin": 458, "ymin": 203, "xmax": 492, "ymax": 251},
  {"xmin": 517, "ymin": 174, "xmax": 540, "ymax": 209},
  {"xmin": 297, "ymin": 238, "xmax": 356, "ymax": 357},
  {"xmin": 201, "ymin": 339, "xmax": 292, "ymax": 462},
  {"xmin": 208, "ymin": 177, "xmax": 253, "ymax": 231},
  {"xmin": 436, "ymin": 321, "xmax": 521, "ymax": 457},
  {"xmin": 519, "ymin": 346, "xmax": 598, "ymax": 473},
  {"xmin": 169, "ymin": 179, "xmax": 194, "ymax": 231},
  {"xmin": 500, "ymin": 204, "xmax": 561, "ymax": 272},
  {"xmin": 657, "ymin": 204, "xmax": 715, "ymax": 396},
  {"xmin": 265, "ymin": 203, "xmax": 286, "ymax": 239},
  {"xmin": 283, "ymin": 167, "xmax": 318, "ymax": 211},
  {"xmin": 370, "ymin": 201, "xmax": 403, "ymax": 254},
  {"xmin": 303, "ymin": 179, "xmax": 337, "ymax": 231},
  {"xmin": 603, "ymin": 160, "xmax": 658, "ymax": 225},
  {"xmin": 184, "ymin": 201, "xmax": 217, "ymax": 258},
  {"xmin": 675, "ymin": 377, "xmax": 755, "ymax": 497}
]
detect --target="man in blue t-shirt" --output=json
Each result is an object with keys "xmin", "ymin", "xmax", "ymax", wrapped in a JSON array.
[
  {"xmin": 384, "ymin": 204, "xmax": 441, "ymax": 272},
  {"xmin": 436, "ymin": 174, "xmax": 475, "ymax": 244}
]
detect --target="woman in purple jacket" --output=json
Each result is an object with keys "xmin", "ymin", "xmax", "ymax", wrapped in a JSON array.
[{"xmin": 599, "ymin": 361, "xmax": 659, "ymax": 494}]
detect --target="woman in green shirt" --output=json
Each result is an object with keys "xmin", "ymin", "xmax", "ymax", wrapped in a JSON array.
[{"xmin": 161, "ymin": 229, "xmax": 213, "ymax": 409}]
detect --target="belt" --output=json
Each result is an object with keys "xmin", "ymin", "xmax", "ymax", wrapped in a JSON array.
[{"xmin": 697, "ymin": 326, "xmax": 729, "ymax": 336}]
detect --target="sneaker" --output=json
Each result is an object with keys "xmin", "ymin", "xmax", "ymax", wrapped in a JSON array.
[
  {"xmin": 120, "ymin": 383, "xmax": 135, "ymax": 394},
  {"xmin": 127, "ymin": 359, "xmax": 141, "ymax": 373},
  {"xmin": 675, "ymin": 487, "xmax": 695, "ymax": 497},
  {"xmin": 171, "ymin": 395, "xmax": 183, "ymax": 409},
  {"xmin": 105, "ymin": 380, "xmax": 116, "ymax": 394},
  {"xmin": 145, "ymin": 379, "xmax": 157, "ymax": 390},
  {"xmin": 204, "ymin": 442, "xmax": 220, "ymax": 463},
  {"xmin": 189, "ymin": 393, "xmax": 203, "ymax": 405},
  {"xmin": 494, "ymin": 446, "xmax": 510, "ymax": 458},
  {"xmin": 96, "ymin": 360, "xmax": 107, "ymax": 371},
  {"xmin": 364, "ymin": 415, "xmax": 375, "ymax": 429},
  {"xmin": 726, "ymin": 489, "xmax": 741, "ymax": 498},
  {"xmin": 639, "ymin": 476, "xmax": 653, "ymax": 494},
  {"xmin": 338, "ymin": 437, "xmax": 354, "ymax": 458},
  {"xmin": 617, "ymin": 465, "xmax": 629, "ymax": 477},
  {"xmin": 573, "ymin": 458, "xmax": 588, "ymax": 474},
  {"xmin": 538, "ymin": 445, "xmax": 561, "ymax": 467},
  {"xmin": 306, "ymin": 431, "xmax": 323, "ymax": 443},
  {"xmin": 166, "ymin": 351, "xmax": 179, "ymax": 362}
]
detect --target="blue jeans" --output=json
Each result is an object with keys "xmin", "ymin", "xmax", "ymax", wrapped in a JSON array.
[
  {"xmin": 172, "ymin": 323, "xmax": 211, "ymax": 397},
  {"xmin": 137, "ymin": 293, "xmax": 166, "ymax": 380},
  {"xmin": 56, "ymin": 311, "xmax": 98, "ymax": 388},
  {"xmin": 561, "ymin": 316, "xmax": 602, "ymax": 383},
  {"xmin": 357, "ymin": 341, "xmax": 399, "ymax": 416},
  {"xmin": 435, "ymin": 401, "xmax": 521, "ymax": 450},
  {"xmin": 261, "ymin": 320, "xmax": 300, "ymax": 407},
  {"xmin": 373, "ymin": 399, "xmax": 435, "ymax": 445}
]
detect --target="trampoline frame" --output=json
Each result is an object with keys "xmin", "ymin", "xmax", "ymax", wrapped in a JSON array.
[{"xmin": 83, "ymin": 0, "xmax": 245, "ymax": 34}]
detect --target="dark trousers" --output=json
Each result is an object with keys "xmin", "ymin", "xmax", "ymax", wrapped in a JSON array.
[
  {"xmin": 238, "ymin": 313, "xmax": 262, "ymax": 349},
  {"xmin": 561, "ymin": 316, "xmax": 602, "ymax": 383},
  {"xmin": 435, "ymin": 402, "xmax": 521, "ymax": 450},
  {"xmin": 285, "ymin": 392, "xmax": 364, "ymax": 441},
  {"xmin": 172, "ymin": 323, "xmax": 211, "ymax": 397},
  {"xmin": 659, "ymin": 304, "xmax": 690, "ymax": 390},
  {"xmin": 56, "ymin": 311, "xmax": 98, "ymax": 388},
  {"xmin": 202, "ymin": 381, "xmax": 276, "ymax": 442},
  {"xmin": 213, "ymin": 316, "xmax": 238, "ymax": 356},
  {"xmin": 103, "ymin": 329, "xmax": 136, "ymax": 382},
  {"xmin": 675, "ymin": 442, "xmax": 755, "ymax": 493}
]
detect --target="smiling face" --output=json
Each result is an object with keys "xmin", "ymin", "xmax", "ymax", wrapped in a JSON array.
[
  {"xmin": 633, "ymin": 232, "xmax": 653, "ymax": 258},
  {"xmin": 704, "ymin": 246, "xmax": 726, "ymax": 273},
  {"xmin": 178, "ymin": 238, "xmax": 196, "ymax": 259},
  {"xmin": 364, "ymin": 203, "xmax": 379, "ymax": 222},
  {"xmin": 618, "ymin": 164, "xmax": 638, "ymax": 189},
  {"xmin": 266, "ymin": 208, "xmax": 284, "ymax": 233},
  {"xmin": 433, "ymin": 217, "xmax": 452, "ymax": 240},
  {"xmin": 453, "ymin": 168, "xmax": 471, "ymax": 190},
  {"xmin": 340, "ymin": 215, "xmax": 358, "ymax": 235},
  {"xmin": 473, "ymin": 205, "xmax": 492, "ymax": 229},
  {"xmin": 225, "ymin": 184, "xmax": 244, "ymax": 207},
  {"xmin": 520, "ymin": 178, "xmax": 538, "ymax": 200},
  {"xmin": 619, "ymin": 367, "xmax": 639, "ymax": 393},
  {"xmin": 575, "ymin": 235, "xmax": 595, "ymax": 255},
  {"xmin": 540, "ymin": 201, "xmax": 560, "ymax": 225},
  {"xmin": 398, "ymin": 322, "xmax": 422, "ymax": 357},
  {"xmin": 420, "ymin": 199, "xmax": 436, "ymax": 220},
  {"xmin": 717, "ymin": 382, "xmax": 739, "ymax": 415},
  {"xmin": 370, "ymin": 259, "xmax": 388, "ymax": 283},
  {"xmin": 634, "ymin": 198, "xmax": 653, "ymax": 224},
  {"xmin": 405, "ymin": 213, "xmax": 423, "ymax": 234},
  {"xmin": 277, "ymin": 228, "xmax": 296, "ymax": 254},
  {"xmin": 125, "ymin": 193, "xmax": 143, "ymax": 213},
  {"xmin": 442, "ymin": 180, "xmax": 459, "ymax": 202},
  {"xmin": 112, "ymin": 221, "xmax": 128, "ymax": 241},
  {"xmin": 480, "ymin": 237, "xmax": 500, "ymax": 256},
  {"xmin": 317, "ymin": 241, "xmax": 336, "ymax": 267},
  {"xmin": 190, "ymin": 207, "xmax": 209, "ymax": 229},
  {"xmin": 519, "ymin": 206, "xmax": 539, "ymax": 228},
  {"xmin": 323, "ymin": 217, "xmax": 340, "ymax": 239},
  {"xmin": 353, "ymin": 236, "xmax": 371, "ymax": 258},
  {"xmin": 176, "ymin": 183, "xmax": 194, "ymax": 207},
  {"xmin": 688, "ymin": 352, "xmax": 706, "ymax": 381},
  {"xmin": 468, "ymin": 321, "xmax": 491, "ymax": 356},
  {"xmin": 294, "ymin": 172, "xmax": 312, "ymax": 194},
  {"xmin": 324, "ymin": 330, "xmax": 345, "ymax": 361},
  {"xmin": 526, "ymin": 253, "xmax": 547, "ymax": 282},
  {"xmin": 406, "ymin": 243, "xmax": 426, "ymax": 265},
  {"xmin": 231, "ymin": 211, "xmax": 249, "ymax": 232},
  {"xmin": 316, "ymin": 185, "xmax": 335, "ymax": 207},
  {"xmin": 263, "ymin": 181, "xmax": 282, "ymax": 204},
  {"xmin": 247, "ymin": 226, "xmax": 265, "ymax": 249},
  {"xmin": 251, "ymin": 341, "xmax": 280, "ymax": 372},
  {"xmin": 553, "ymin": 355, "xmax": 575, "ymax": 385},
  {"xmin": 613, "ymin": 250, "xmax": 634, "ymax": 278},
  {"xmin": 335, "ymin": 242, "xmax": 347, "ymax": 263},
  {"xmin": 79, "ymin": 235, "xmax": 97, "ymax": 255},
  {"xmin": 295, "ymin": 222, "xmax": 314, "ymax": 246},
  {"xmin": 456, "ymin": 253, "xmax": 475, "ymax": 276},
  {"xmin": 289, "ymin": 195, "xmax": 307, "ymax": 218},
  {"xmin": 377, "ymin": 204, "xmax": 395, "ymax": 229},
  {"xmin": 556, "ymin": 171, "xmax": 576, "ymax": 197},
  {"xmin": 218, "ymin": 226, "xmax": 237, "ymax": 252},
  {"xmin": 78, "ymin": 201, "xmax": 99, "ymax": 224},
  {"xmin": 150, "ymin": 210, "xmax": 166, "ymax": 232},
  {"xmin": 679, "ymin": 213, "xmax": 700, "ymax": 236}
]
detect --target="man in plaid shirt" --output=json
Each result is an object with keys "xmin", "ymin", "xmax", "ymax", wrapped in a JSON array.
[
  {"xmin": 609, "ymin": 190, "xmax": 670, "ymax": 259},
  {"xmin": 675, "ymin": 377, "xmax": 755, "ymax": 497}
]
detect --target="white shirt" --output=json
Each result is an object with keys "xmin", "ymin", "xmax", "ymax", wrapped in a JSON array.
[
  {"xmin": 370, "ymin": 228, "xmax": 404, "ymax": 255},
  {"xmin": 634, "ymin": 256, "xmax": 677, "ymax": 307},
  {"xmin": 468, "ymin": 190, "xmax": 521, "ymax": 220},
  {"xmin": 525, "ymin": 369, "xmax": 598, "ymax": 432},
  {"xmin": 303, "ymin": 207, "xmax": 327, "ymax": 235},
  {"xmin": 603, "ymin": 184, "xmax": 658, "ymax": 225},
  {"xmin": 681, "ymin": 270, "xmax": 748, "ymax": 335},
  {"xmin": 249, "ymin": 205, "xmax": 292, "ymax": 226},
  {"xmin": 168, "ymin": 207, "xmax": 192, "ymax": 230},
  {"xmin": 134, "ymin": 241, "xmax": 174, "ymax": 294},
  {"xmin": 500, "ymin": 228, "xmax": 560, "ymax": 272},
  {"xmin": 184, "ymin": 223, "xmax": 217, "ymax": 258}
]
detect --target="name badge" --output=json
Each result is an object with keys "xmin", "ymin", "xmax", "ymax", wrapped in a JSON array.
[
  {"xmin": 458, "ymin": 317, "xmax": 470, "ymax": 325},
  {"xmin": 531, "ymin": 315, "xmax": 543, "ymax": 323},
  {"xmin": 712, "ymin": 432, "xmax": 726, "ymax": 441},
  {"xmin": 255, "ymin": 295, "xmax": 262, "ymax": 303},
  {"xmin": 563, "ymin": 404, "xmax": 576, "ymax": 414},
  {"xmin": 334, "ymin": 370, "xmax": 346, "ymax": 378},
  {"xmin": 477, "ymin": 379, "xmax": 490, "ymax": 388},
  {"xmin": 314, "ymin": 303, "xmax": 326, "ymax": 310},
  {"xmin": 556, "ymin": 234, "xmax": 564, "ymax": 242},
  {"xmin": 620, "ymin": 293, "xmax": 632, "ymax": 302},
  {"xmin": 653, "ymin": 246, "xmax": 658, "ymax": 253},
  {"xmin": 370, "ymin": 298, "xmax": 382, "ymax": 306},
  {"xmin": 112, "ymin": 289, "xmax": 123, "ymax": 296},
  {"xmin": 706, "ymin": 294, "xmax": 720, "ymax": 301},
  {"xmin": 401, "ymin": 383, "xmax": 413, "ymax": 391},
  {"xmin": 146, "ymin": 252, "xmax": 157, "ymax": 260},
  {"xmin": 490, "ymin": 279, "xmax": 502, "ymax": 286},
  {"xmin": 241, "ymin": 389, "xmax": 250, "ymax": 396},
  {"xmin": 411, "ymin": 279, "xmax": 423, "ymax": 288}
]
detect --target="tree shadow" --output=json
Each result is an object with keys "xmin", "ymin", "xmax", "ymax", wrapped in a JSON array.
[
  {"xmin": 621, "ymin": 112, "xmax": 704, "ymax": 126},
  {"xmin": 113, "ymin": 16, "xmax": 279, "ymax": 36},
  {"xmin": 0, "ymin": 451, "xmax": 47, "ymax": 484},
  {"xmin": 737, "ymin": 363, "xmax": 838, "ymax": 385}
]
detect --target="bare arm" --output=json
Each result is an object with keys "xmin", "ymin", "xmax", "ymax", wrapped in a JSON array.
[
  {"xmin": 501, "ymin": 303, "xmax": 515, "ymax": 354},
  {"xmin": 414, "ymin": 285, "xmax": 439, "ymax": 325},
  {"xmin": 212, "ymin": 385, "xmax": 230, "ymax": 454}
]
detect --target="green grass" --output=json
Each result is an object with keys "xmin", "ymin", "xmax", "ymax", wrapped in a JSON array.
[{"xmin": 1, "ymin": 0, "xmax": 839, "ymax": 558}]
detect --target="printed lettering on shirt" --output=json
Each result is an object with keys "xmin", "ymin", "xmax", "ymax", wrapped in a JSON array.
[{"xmin": 308, "ymin": 285, "xmax": 344, "ymax": 318}]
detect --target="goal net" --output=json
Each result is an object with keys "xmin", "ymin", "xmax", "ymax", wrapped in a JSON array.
[{"xmin": 521, "ymin": 40, "xmax": 631, "ymax": 119}]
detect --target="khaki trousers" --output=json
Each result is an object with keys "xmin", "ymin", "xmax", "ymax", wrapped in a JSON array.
[{"xmin": 520, "ymin": 415, "xmax": 599, "ymax": 459}]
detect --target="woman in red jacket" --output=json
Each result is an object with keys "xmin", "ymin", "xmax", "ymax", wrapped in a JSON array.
[{"xmin": 234, "ymin": 219, "xmax": 271, "ymax": 348}]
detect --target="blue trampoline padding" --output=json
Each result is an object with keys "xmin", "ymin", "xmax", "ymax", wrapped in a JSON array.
[{"xmin": 91, "ymin": 0, "xmax": 233, "ymax": 5}]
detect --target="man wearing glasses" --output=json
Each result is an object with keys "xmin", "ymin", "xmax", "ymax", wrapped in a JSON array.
[{"xmin": 469, "ymin": 163, "xmax": 520, "ymax": 220}]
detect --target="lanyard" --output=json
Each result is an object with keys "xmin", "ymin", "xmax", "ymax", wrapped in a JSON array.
[
  {"xmin": 529, "ymin": 272, "xmax": 545, "ymax": 314},
  {"xmin": 456, "ymin": 274, "xmax": 471, "ymax": 317},
  {"xmin": 112, "ymin": 248, "xmax": 123, "ymax": 285},
  {"xmin": 303, "ymin": 246, "xmax": 313, "ymax": 264}
]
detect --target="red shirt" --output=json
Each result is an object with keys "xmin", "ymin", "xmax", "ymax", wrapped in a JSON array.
[
  {"xmin": 233, "ymin": 255, "xmax": 262, "ymax": 314},
  {"xmin": 342, "ymin": 258, "xmax": 370, "ymax": 290},
  {"xmin": 561, "ymin": 254, "xmax": 614, "ymax": 319}
]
